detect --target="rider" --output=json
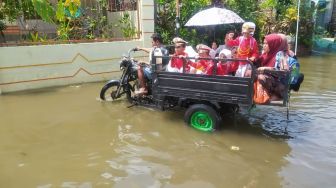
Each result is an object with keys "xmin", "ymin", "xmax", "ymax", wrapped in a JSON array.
[{"xmin": 135, "ymin": 33, "xmax": 169, "ymax": 95}]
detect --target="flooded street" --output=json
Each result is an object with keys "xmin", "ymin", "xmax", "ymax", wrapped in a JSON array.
[{"xmin": 0, "ymin": 54, "xmax": 335, "ymax": 188}]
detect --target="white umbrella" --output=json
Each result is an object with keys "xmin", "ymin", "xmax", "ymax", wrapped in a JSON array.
[{"xmin": 185, "ymin": 7, "xmax": 244, "ymax": 27}]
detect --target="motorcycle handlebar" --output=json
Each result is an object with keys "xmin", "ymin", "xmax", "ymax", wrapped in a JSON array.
[{"xmin": 127, "ymin": 48, "xmax": 139, "ymax": 56}]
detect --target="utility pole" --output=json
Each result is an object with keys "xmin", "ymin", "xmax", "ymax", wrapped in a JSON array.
[
  {"xmin": 294, "ymin": 0, "xmax": 301, "ymax": 55},
  {"xmin": 175, "ymin": 0, "xmax": 180, "ymax": 36}
]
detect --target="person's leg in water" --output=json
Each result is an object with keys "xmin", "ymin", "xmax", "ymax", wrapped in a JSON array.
[
  {"xmin": 142, "ymin": 66, "xmax": 152, "ymax": 91},
  {"xmin": 136, "ymin": 66, "xmax": 148, "ymax": 95}
]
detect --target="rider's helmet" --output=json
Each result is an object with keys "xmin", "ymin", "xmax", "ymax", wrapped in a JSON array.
[{"xmin": 242, "ymin": 22, "xmax": 256, "ymax": 35}]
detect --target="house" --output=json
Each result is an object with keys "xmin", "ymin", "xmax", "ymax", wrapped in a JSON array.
[
  {"xmin": 314, "ymin": 0, "xmax": 335, "ymax": 35},
  {"xmin": 331, "ymin": 0, "xmax": 336, "ymax": 36}
]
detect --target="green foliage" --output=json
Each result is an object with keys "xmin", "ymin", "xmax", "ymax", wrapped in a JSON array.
[
  {"xmin": 32, "ymin": 0, "xmax": 55, "ymax": 23},
  {"xmin": 227, "ymin": 0, "xmax": 313, "ymax": 48},
  {"xmin": 67, "ymin": 3, "xmax": 79, "ymax": 17},
  {"xmin": 85, "ymin": 1, "xmax": 108, "ymax": 40},
  {"xmin": 314, "ymin": 26, "xmax": 333, "ymax": 39},
  {"xmin": 0, "ymin": 0, "xmax": 137, "ymax": 43},
  {"xmin": 29, "ymin": 31, "xmax": 39, "ymax": 42},
  {"xmin": 225, "ymin": 0, "xmax": 259, "ymax": 22},
  {"xmin": 155, "ymin": 0, "xmax": 315, "ymax": 51},
  {"xmin": 0, "ymin": 0, "xmax": 37, "ymax": 21},
  {"xmin": 296, "ymin": 0, "xmax": 314, "ymax": 47},
  {"xmin": 117, "ymin": 13, "xmax": 137, "ymax": 38},
  {"xmin": 27, "ymin": 30, "xmax": 48, "ymax": 42},
  {"xmin": 31, "ymin": 0, "xmax": 83, "ymax": 40},
  {"xmin": 0, "ymin": 20, "xmax": 6, "ymax": 31},
  {"xmin": 56, "ymin": 1, "xmax": 66, "ymax": 22},
  {"xmin": 0, "ymin": 0, "xmax": 22, "ymax": 22},
  {"xmin": 155, "ymin": 0, "xmax": 211, "ymax": 45},
  {"xmin": 101, "ymin": 24, "xmax": 114, "ymax": 38},
  {"xmin": 224, "ymin": 0, "xmax": 261, "ymax": 40}
]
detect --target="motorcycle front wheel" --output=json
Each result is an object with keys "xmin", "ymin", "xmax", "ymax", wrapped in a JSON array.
[
  {"xmin": 100, "ymin": 80, "xmax": 124, "ymax": 101},
  {"xmin": 100, "ymin": 80, "xmax": 138, "ymax": 103}
]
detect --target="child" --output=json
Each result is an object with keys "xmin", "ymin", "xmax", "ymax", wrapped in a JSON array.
[
  {"xmin": 190, "ymin": 44, "xmax": 214, "ymax": 75},
  {"xmin": 216, "ymin": 49, "xmax": 232, "ymax": 76},
  {"xmin": 166, "ymin": 37, "xmax": 190, "ymax": 73},
  {"xmin": 226, "ymin": 22, "xmax": 259, "ymax": 77}
]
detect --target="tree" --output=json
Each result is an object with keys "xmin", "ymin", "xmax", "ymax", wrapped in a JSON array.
[
  {"xmin": 155, "ymin": 0, "xmax": 314, "ymax": 54},
  {"xmin": 155, "ymin": 0, "xmax": 211, "ymax": 45}
]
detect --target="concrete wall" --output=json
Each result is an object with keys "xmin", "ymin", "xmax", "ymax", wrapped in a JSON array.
[{"xmin": 0, "ymin": 0, "xmax": 155, "ymax": 94}]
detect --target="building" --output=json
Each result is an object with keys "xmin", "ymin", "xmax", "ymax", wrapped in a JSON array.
[
  {"xmin": 314, "ymin": 0, "xmax": 335, "ymax": 35},
  {"xmin": 331, "ymin": 0, "xmax": 336, "ymax": 36}
]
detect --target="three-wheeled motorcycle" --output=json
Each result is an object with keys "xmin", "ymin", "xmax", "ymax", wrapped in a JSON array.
[{"xmin": 100, "ymin": 48, "xmax": 294, "ymax": 132}]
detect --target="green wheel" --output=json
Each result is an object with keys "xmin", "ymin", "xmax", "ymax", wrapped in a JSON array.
[{"xmin": 184, "ymin": 104, "xmax": 222, "ymax": 132}]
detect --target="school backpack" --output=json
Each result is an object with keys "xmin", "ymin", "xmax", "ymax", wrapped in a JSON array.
[{"xmin": 288, "ymin": 57, "xmax": 304, "ymax": 92}]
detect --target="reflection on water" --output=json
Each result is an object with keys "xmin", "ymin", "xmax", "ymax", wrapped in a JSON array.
[
  {"xmin": 279, "ymin": 54, "xmax": 336, "ymax": 188},
  {"xmin": 0, "ymin": 54, "xmax": 335, "ymax": 188}
]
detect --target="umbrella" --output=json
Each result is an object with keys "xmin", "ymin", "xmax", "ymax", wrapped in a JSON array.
[{"xmin": 185, "ymin": 7, "xmax": 244, "ymax": 27}]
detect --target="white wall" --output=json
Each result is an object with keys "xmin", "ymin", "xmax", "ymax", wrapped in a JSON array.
[{"xmin": 0, "ymin": 0, "xmax": 155, "ymax": 94}]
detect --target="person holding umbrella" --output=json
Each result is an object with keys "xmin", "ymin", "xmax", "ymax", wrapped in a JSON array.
[{"xmin": 226, "ymin": 22, "xmax": 259, "ymax": 77}]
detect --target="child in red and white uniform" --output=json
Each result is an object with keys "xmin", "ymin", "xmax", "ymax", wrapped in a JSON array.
[
  {"xmin": 167, "ymin": 37, "xmax": 191, "ymax": 73},
  {"xmin": 226, "ymin": 22, "xmax": 259, "ymax": 77},
  {"xmin": 216, "ymin": 49, "xmax": 233, "ymax": 76},
  {"xmin": 190, "ymin": 44, "xmax": 214, "ymax": 75}
]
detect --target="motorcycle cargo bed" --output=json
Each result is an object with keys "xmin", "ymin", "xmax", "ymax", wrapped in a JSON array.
[{"xmin": 152, "ymin": 72, "xmax": 254, "ymax": 107}]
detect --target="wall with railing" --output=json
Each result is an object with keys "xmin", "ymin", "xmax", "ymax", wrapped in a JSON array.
[{"xmin": 0, "ymin": 0, "xmax": 155, "ymax": 94}]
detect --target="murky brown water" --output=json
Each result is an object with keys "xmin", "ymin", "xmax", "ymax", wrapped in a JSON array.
[{"xmin": 0, "ymin": 54, "xmax": 335, "ymax": 188}]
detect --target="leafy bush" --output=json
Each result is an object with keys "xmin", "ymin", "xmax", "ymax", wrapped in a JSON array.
[
  {"xmin": 155, "ymin": 0, "xmax": 315, "ymax": 51},
  {"xmin": 155, "ymin": 0, "xmax": 211, "ymax": 45},
  {"xmin": 0, "ymin": 20, "xmax": 6, "ymax": 31},
  {"xmin": 32, "ymin": 0, "xmax": 83, "ymax": 40},
  {"xmin": 117, "ymin": 12, "xmax": 137, "ymax": 38}
]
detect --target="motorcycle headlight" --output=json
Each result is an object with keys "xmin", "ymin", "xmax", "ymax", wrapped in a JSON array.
[{"xmin": 120, "ymin": 60, "xmax": 126, "ymax": 70}]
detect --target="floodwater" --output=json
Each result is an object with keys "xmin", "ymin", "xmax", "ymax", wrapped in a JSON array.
[{"xmin": 0, "ymin": 54, "xmax": 335, "ymax": 188}]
